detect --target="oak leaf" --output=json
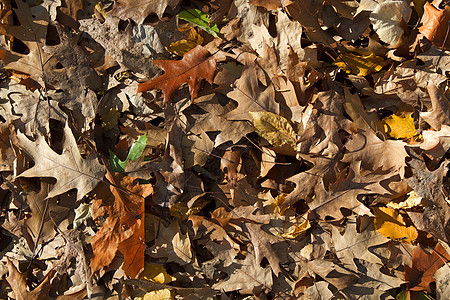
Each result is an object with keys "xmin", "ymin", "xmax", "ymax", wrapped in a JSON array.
[
  {"xmin": 382, "ymin": 113, "xmax": 417, "ymax": 139},
  {"xmin": 334, "ymin": 53, "xmax": 384, "ymax": 76},
  {"xmin": 373, "ymin": 207, "xmax": 418, "ymax": 243},
  {"xmin": 419, "ymin": 2, "xmax": 450, "ymax": 49},
  {"xmin": 137, "ymin": 45, "xmax": 216, "ymax": 104},
  {"xmin": 15, "ymin": 123, "xmax": 105, "ymax": 201},
  {"xmin": 108, "ymin": 0, "xmax": 181, "ymax": 23},
  {"xmin": 405, "ymin": 243, "xmax": 450, "ymax": 292},
  {"xmin": 249, "ymin": 0, "xmax": 293, "ymax": 10},
  {"xmin": 421, "ymin": 83, "xmax": 450, "ymax": 130},
  {"xmin": 90, "ymin": 171, "xmax": 152, "ymax": 278},
  {"xmin": 5, "ymin": 258, "xmax": 54, "ymax": 300}
]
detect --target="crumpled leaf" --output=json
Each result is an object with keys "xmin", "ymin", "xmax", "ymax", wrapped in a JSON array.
[
  {"xmin": 334, "ymin": 52, "xmax": 384, "ymax": 76},
  {"xmin": 250, "ymin": 111, "xmax": 297, "ymax": 150},
  {"xmin": 387, "ymin": 190, "xmax": 423, "ymax": 209},
  {"xmin": 369, "ymin": 0, "xmax": 412, "ymax": 46},
  {"xmin": 108, "ymin": 0, "xmax": 181, "ymax": 23},
  {"xmin": 90, "ymin": 171, "xmax": 153, "ymax": 278},
  {"xmin": 178, "ymin": 9, "xmax": 220, "ymax": 37},
  {"xmin": 382, "ymin": 113, "xmax": 417, "ymax": 139},
  {"xmin": 249, "ymin": 0, "xmax": 294, "ymax": 10},
  {"xmin": 5, "ymin": 258, "xmax": 54, "ymax": 300},
  {"xmin": 405, "ymin": 242, "xmax": 450, "ymax": 292},
  {"xmin": 420, "ymin": 83, "xmax": 450, "ymax": 130},
  {"xmin": 280, "ymin": 220, "xmax": 310, "ymax": 239},
  {"xmin": 419, "ymin": 2, "xmax": 450, "ymax": 49},
  {"xmin": 373, "ymin": 207, "xmax": 418, "ymax": 243},
  {"xmin": 137, "ymin": 263, "xmax": 176, "ymax": 300},
  {"xmin": 166, "ymin": 27, "xmax": 204, "ymax": 56},
  {"xmin": 15, "ymin": 122, "xmax": 106, "ymax": 201},
  {"xmin": 110, "ymin": 134, "xmax": 147, "ymax": 172},
  {"xmin": 137, "ymin": 45, "xmax": 216, "ymax": 103}
]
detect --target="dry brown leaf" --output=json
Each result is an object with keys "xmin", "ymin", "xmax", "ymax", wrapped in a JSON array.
[
  {"xmin": 405, "ymin": 243, "xmax": 450, "ymax": 292},
  {"xmin": 90, "ymin": 171, "xmax": 152, "ymax": 278},
  {"xmin": 15, "ymin": 123, "xmax": 105, "ymax": 201},
  {"xmin": 138, "ymin": 45, "xmax": 216, "ymax": 103},
  {"xmin": 421, "ymin": 83, "xmax": 450, "ymax": 130},
  {"xmin": 5, "ymin": 258, "xmax": 54, "ymax": 300},
  {"xmin": 419, "ymin": 2, "xmax": 450, "ymax": 49},
  {"xmin": 108, "ymin": 0, "xmax": 181, "ymax": 23}
]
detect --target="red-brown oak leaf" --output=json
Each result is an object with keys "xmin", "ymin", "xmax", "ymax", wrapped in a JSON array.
[
  {"xmin": 419, "ymin": 2, "xmax": 450, "ymax": 49},
  {"xmin": 90, "ymin": 171, "xmax": 152, "ymax": 278},
  {"xmin": 137, "ymin": 45, "xmax": 216, "ymax": 104},
  {"xmin": 405, "ymin": 242, "xmax": 450, "ymax": 292}
]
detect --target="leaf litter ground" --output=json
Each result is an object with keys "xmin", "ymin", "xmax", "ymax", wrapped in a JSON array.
[{"xmin": 0, "ymin": 0, "xmax": 449, "ymax": 299}]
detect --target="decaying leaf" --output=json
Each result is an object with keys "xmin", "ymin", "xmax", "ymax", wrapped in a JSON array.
[
  {"xmin": 138, "ymin": 45, "xmax": 216, "ymax": 103},
  {"xmin": 108, "ymin": 0, "xmax": 181, "ymax": 23},
  {"xmin": 373, "ymin": 207, "xmax": 418, "ymax": 243},
  {"xmin": 419, "ymin": 2, "xmax": 450, "ymax": 49}
]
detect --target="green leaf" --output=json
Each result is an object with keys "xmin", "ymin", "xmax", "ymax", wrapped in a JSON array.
[
  {"xmin": 178, "ymin": 9, "xmax": 220, "ymax": 37},
  {"xmin": 110, "ymin": 135, "xmax": 147, "ymax": 172}
]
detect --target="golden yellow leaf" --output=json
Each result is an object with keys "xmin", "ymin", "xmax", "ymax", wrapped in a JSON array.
[
  {"xmin": 382, "ymin": 113, "xmax": 417, "ymax": 139},
  {"xmin": 334, "ymin": 53, "xmax": 384, "ymax": 76},
  {"xmin": 170, "ymin": 199, "xmax": 209, "ymax": 220},
  {"xmin": 137, "ymin": 263, "xmax": 176, "ymax": 300},
  {"xmin": 280, "ymin": 220, "xmax": 311, "ymax": 239},
  {"xmin": 373, "ymin": 207, "xmax": 418, "ymax": 243},
  {"xmin": 249, "ymin": 111, "xmax": 297, "ymax": 149},
  {"xmin": 387, "ymin": 190, "xmax": 423, "ymax": 209},
  {"xmin": 166, "ymin": 28, "xmax": 204, "ymax": 56}
]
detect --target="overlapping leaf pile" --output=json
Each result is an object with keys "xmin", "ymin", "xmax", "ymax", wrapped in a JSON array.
[{"xmin": 0, "ymin": 0, "xmax": 449, "ymax": 299}]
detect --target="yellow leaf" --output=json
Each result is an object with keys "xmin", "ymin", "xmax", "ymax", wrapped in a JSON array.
[
  {"xmin": 170, "ymin": 198, "xmax": 209, "ymax": 220},
  {"xmin": 139, "ymin": 263, "xmax": 175, "ymax": 284},
  {"xmin": 136, "ymin": 263, "xmax": 176, "ymax": 300},
  {"xmin": 249, "ymin": 111, "xmax": 297, "ymax": 149},
  {"xmin": 273, "ymin": 193, "xmax": 289, "ymax": 216},
  {"xmin": 334, "ymin": 53, "xmax": 384, "ymax": 76},
  {"xmin": 166, "ymin": 28, "xmax": 204, "ymax": 56},
  {"xmin": 343, "ymin": 87, "xmax": 385, "ymax": 137},
  {"xmin": 280, "ymin": 220, "xmax": 311, "ymax": 239},
  {"xmin": 373, "ymin": 207, "xmax": 418, "ymax": 243},
  {"xmin": 101, "ymin": 108, "xmax": 120, "ymax": 131},
  {"xmin": 382, "ymin": 113, "xmax": 417, "ymax": 139},
  {"xmin": 387, "ymin": 190, "xmax": 423, "ymax": 209}
]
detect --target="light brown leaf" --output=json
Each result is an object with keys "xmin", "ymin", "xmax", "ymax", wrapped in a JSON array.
[
  {"xmin": 108, "ymin": 0, "xmax": 181, "ymax": 23},
  {"xmin": 6, "ymin": 258, "xmax": 54, "ymax": 300},
  {"xmin": 15, "ymin": 123, "xmax": 105, "ymax": 201},
  {"xmin": 421, "ymin": 83, "xmax": 450, "ymax": 130},
  {"xmin": 137, "ymin": 45, "xmax": 216, "ymax": 103}
]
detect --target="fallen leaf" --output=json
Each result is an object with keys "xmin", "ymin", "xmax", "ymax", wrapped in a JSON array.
[
  {"xmin": 369, "ymin": 0, "xmax": 412, "ymax": 46},
  {"xmin": 382, "ymin": 113, "xmax": 417, "ymax": 139},
  {"xmin": 178, "ymin": 9, "xmax": 220, "ymax": 37},
  {"xmin": 166, "ymin": 28, "xmax": 204, "ymax": 56},
  {"xmin": 15, "ymin": 123, "xmax": 106, "ymax": 201},
  {"xmin": 137, "ymin": 45, "xmax": 216, "ymax": 104},
  {"xmin": 420, "ymin": 83, "xmax": 450, "ymax": 130},
  {"xmin": 405, "ymin": 242, "xmax": 450, "ymax": 292},
  {"xmin": 5, "ymin": 258, "xmax": 54, "ymax": 300},
  {"xmin": 387, "ymin": 190, "xmax": 423, "ymax": 209},
  {"xmin": 137, "ymin": 263, "xmax": 176, "ymax": 300},
  {"xmin": 90, "ymin": 171, "xmax": 152, "ymax": 278},
  {"xmin": 343, "ymin": 87, "xmax": 385, "ymax": 136},
  {"xmin": 334, "ymin": 52, "xmax": 384, "ymax": 76},
  {"xmin": 279, "ymin": 220, "xmax": 310, "ymax": 239},
  {"xmin": 373, "ymin": 207, "xmax": 418, "ymax": 243},
  {"xmin": 419, "ymin": 2, "xmax": 450, "ymax": 49},
  {"xmin": 108, "ymin": 0, "xmax": 181, "ymax": 23},
  {"xmin": 249, "ymin": 0, "xmax": 293, "ymax": 10},
  {"xmin": 250, "ymin": 111, "xmax": 297, "ymax": 150}
]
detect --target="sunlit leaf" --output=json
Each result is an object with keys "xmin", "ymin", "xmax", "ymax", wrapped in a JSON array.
[
  {"xmin": 250, "ymin": 111, "xmax": 297, "ymax": 149},
  {"xmin": 373, "ymin": 207, "xmax": 418, "ymax": 243},
  {"xmin": 334, "ymin": 53, "xmax": 384, "ymax": 76},
  {"xmin": 110, "ymin": 134, "xmax": 147, "ymax": 172},
  {"xmin": 382, "ymin": 113, "xmax": 417, "ymax": 139},
  {"xmin": 166, "ymin": 28, "xmax": 204, "ymax": 56},
  {"xmin": 178, "ymin": 9, "xmax": 220, "ymax": 37},
  {"xmin": 280, "ymin": 220, "xmax": 310, "ymax": 239},
  {"xmin": 137, "ymin": 263, "xmax": 175, "ymax": 300}
]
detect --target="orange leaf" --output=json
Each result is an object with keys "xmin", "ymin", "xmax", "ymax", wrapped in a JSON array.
[
  {"xmin": 419, "ymin": 2, "xmax": 450, "ymax": 49},
  {"xmin": 90, "ymin": 171, "xmax": 153, "ymax": 278},
  {"xmin": 137, "ymin": 45, "xmax": 216, "ymax": 104}
]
